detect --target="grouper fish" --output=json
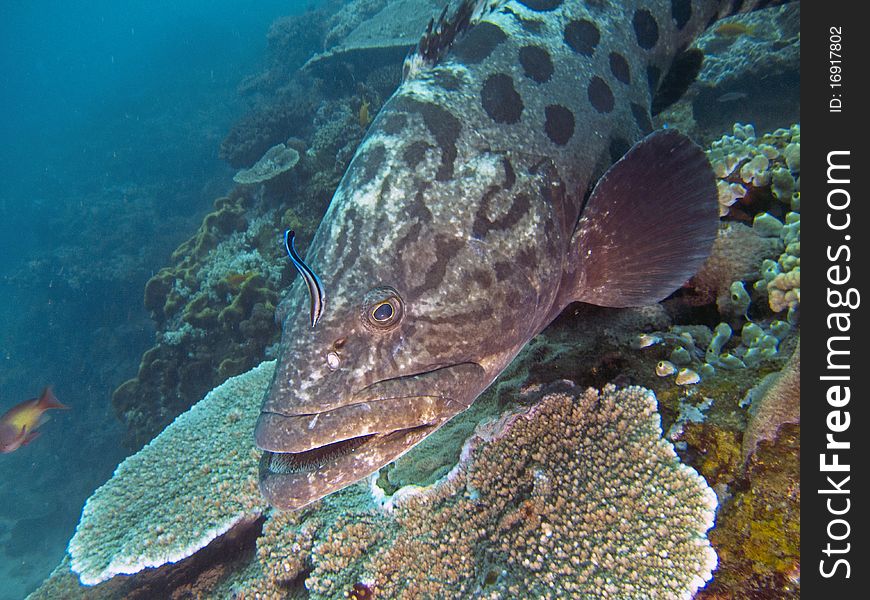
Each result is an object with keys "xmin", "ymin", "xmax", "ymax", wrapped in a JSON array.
[{"xmin": 256, "ymin": 0, "xmax": 789, "ymax": 510}]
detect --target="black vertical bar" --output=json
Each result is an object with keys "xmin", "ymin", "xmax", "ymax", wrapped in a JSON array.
[{"xmin": 802, "ymin": 2, "xmax": 867, "ymax": 596}]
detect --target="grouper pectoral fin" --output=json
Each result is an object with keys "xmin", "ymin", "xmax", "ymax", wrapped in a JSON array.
[{"xmin": 567, "ymin": 129, "xmax": 718, "ymax": 308}]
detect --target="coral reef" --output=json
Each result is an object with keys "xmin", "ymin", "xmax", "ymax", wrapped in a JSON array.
[
  {"xmin": 707, "ymin": 123, "xmax": 800, "ymax": 220},
  {"xmin": 304, "ymin": 0, "xmax": 448, "ymax": 90},
  {"xmin": 685, "ymin": 122, "xmax": 800, "ymax": 328},
  {"xmin": 691, "ymin": 5, "xmax": 800, "ymax": 138},
  {"xmin": 69, "ymin": 362, "xmax": 273, "ymax": 585},
  {"xmin": 220, "ymin": 92, "xmax": 319, "ymax": 169},
  {"xmin": 111, "ymin": 188, "xmax": 302, "ymax": 449},
  {"xmin": 219, "ymin": 0, "xmax": 418, "ymax": 170},
  {"xmin": 29, "ymin": 522, "xmax": 263, "ymax": 600},
  {"xmin": 742, "ymin": 342, "xmax": 800, "ymax": 461},
  {"xmin": 655, "ymin": 4, "xmax": 799, "ymax": 142},
  {"xmin": 610, "ymin": 122, "xmax": 800, "ymax": 597},
  {"xmin": 322, "ymin": 0, "xmax": 389, "ymax": 49},
  {"xmin": 243, "ymin": 383, "xmax": 717, "ymax": 599},
  {"xmin": 696, "ymin": 422, "xmax": 800, "ymax": 599},
  {"xmin": 233, "ymin": 143, "xmax": 300, "ymax": 185},
  {"xmin": 689, "ymin": 222, "xmax": 781, "ymax": 310}
]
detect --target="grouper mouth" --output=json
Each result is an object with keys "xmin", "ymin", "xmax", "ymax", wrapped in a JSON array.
[{"xmin": 256, "ymin": 362, "xmax": 485, "ymax": 510}]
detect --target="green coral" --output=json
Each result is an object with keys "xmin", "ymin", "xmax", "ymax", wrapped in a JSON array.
[
  {"xmin": 218, "ymin": 273, "xmax": 277, "ymax": 327},
  {"xmin": 707, "ymin": 123, "xmax": 799, "ymax": 217},
  {"xmin": 702, "ymin": 424, "xmax": 800, "ymax": 598}
]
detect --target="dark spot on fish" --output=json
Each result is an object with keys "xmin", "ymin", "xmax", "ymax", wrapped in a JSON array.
[
  {"xmin": 472, "ymin": 268, "xmax": 494, "ymax": 289},
  {"xmin": 731, "ymin": 0, "xmax": 746, "ymax": 14},
  {"xmin": 564, "ymin": 19, "xmax": 600, "ymax": 56},
  {"xmin": 375, "ymin": 173, "xmax": 392, "ymax": 215},
  {"xmin": 544, "ymin": 104, "xmax": 575, "ymax": 146},
  {"xmin": 651, "ymin": 48, "xmax": 704, "ymax": 115},
  {"xmin": 416, "ymin": 306, "xmax": 495, "ymax": 327},
  {"xmin": 609, "ymin": 137, "xmax": 631, "ymax": 163},
  {"xmin": 403, "ymin": 140, "xmax": 431, "ymax": 169},
  {"xmin": 432, "ymin": 69, "xmax": 463, "ymax": 91},
  {"xmin": 515, "ymin": 245, "xmax": 538, "ymax": 272},
  {"xmin": 633, "ymin": 9, "xmax": 659, "ymax": 49},
  {"xmin": 609, "ymin": 52, "xmax": 631, "ymax": 84},
  {"xmin": 408, "ymin": 234, "xmax": 465, "ymax": 297},
  {"xmin": 519, "ymin": 45, "xmax": 554, "ymax": 83},
  {"xmin": 452, "ymin": 22, "xmax": 507, "ymax": 64},
  {"xmin": 481, "ymin": 73, "xmax": 523, "ymax": 124},
  {"xmin": 472, "ymin": 190, "xmax": 532, "ymax": 240},
  {"xmin": 407, "ymin": 186, "xmax": 433, "ymax": 224},
  {"xmin": 356, "ymin": 143, "xmax": 386, "ymax": 185},
  {"xmin": 502, "ymin": 157, "xmax": 517, "ymax": 190},
  {"xmin": 672, "ymin": 0, "xmax": 692, "ymax": 29},
  {"xmin": 494, "ymin": 261, "xmax": 512, "ymax": 282},
  {"xmin": 587, "ymin": 77, "xmax": 614, "ymax": 114},
  {"xmin": 380, "ymin": 112, "xmax": 407, "ymax": 136},
  {"xmin": 539, "ymin": 162, "xmax": 567, "ymax": 215},
  {"xmin": 647, "ymin": 64, "xmax": 662, "ymax": 95},
  {"xmin": 394, "ymin": 96, "xmax": 461, "ymax": 181},
  {"xmin": 630, "ymin": 102, "xmax": 653, "ymax": 134},
  {"xmin": 395, "ymin": 190, "xmax": 433, "ymax": 265},
  {"xmin": 516, "ymin": 0, "xmax": 563, "ymax": 11}
]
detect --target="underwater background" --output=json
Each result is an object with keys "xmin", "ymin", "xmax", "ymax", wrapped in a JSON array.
[
  {"xmin": 0, "ymin": 2, "xmax": 320, "ymax": 598},
  {"xmin": 1, "ymin": 1, "xmax": 799, "ymax": 598}
]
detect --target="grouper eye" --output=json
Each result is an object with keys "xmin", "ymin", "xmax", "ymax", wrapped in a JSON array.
[
  {"xmin": 362, "ymin": 286, "xmax": 404, "ymax": 331},
  {"xmin": 372, "ymin": 302, "xmax": 393, "ymax": 321}
]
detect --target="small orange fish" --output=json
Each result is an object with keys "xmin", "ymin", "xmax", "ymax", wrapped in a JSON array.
[
  {"xmin": 713, "ymin": 22, "xmax": 756, "ymax": 38},
  {"xmin": 359, "ymin": 98, "xmax": 372, "ymax": 129},
  {"xmin": 0, "ymin": 387, "xmax": 69, "ymax": 453}
]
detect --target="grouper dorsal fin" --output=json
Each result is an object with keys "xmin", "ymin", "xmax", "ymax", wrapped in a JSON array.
[{"xmin": 567, "ymin": 129, "xmax": 718, "ymax": 308}]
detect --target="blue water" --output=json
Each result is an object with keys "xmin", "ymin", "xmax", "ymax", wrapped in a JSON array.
[{"xmin": 0, "ymin": 2, "xmax": 317, "ymax": 597}]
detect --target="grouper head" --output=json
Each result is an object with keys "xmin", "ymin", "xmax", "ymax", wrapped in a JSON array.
[{"xmin": 255, "ymin": 134, "xmax": 548, "ymax": 511}]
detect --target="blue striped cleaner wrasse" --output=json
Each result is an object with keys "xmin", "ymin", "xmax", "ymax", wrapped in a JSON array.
[{"xmin": 255, "ymin": 0, "xmax": 793, "ymax": 510}]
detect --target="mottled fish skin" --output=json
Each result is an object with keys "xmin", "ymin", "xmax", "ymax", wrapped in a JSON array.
[{"xmin": 256, "ymin": 0, "xmax": 792, "ymax": 510}]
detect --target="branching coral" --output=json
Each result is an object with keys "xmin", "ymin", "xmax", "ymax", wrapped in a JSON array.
[
  {"xmin": 244, "ymin": 383, "xmax": 717, "ymax": 600},
  {"xmin": 373, "ymin": 385, "xmax": 717, "ymax": 599}
]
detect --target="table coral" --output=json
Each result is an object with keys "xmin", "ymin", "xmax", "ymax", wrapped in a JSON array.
[
  {"xmin": 69, "ymin": 362, "xmax": 274, "ymax": 585},
  {"xmin": 233, "ymin": 143, "xmax": 300, "ymax": 185}
]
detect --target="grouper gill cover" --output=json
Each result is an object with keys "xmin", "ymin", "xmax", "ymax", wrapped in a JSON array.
[{"xmin": 255, "ymin": 0, "xmax": 780, "ymax": 510}]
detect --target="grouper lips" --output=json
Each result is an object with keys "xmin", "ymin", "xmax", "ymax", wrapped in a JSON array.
[{"xmin": 255, "ymin": 362, "xmax": 485, "ymax": 510}]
